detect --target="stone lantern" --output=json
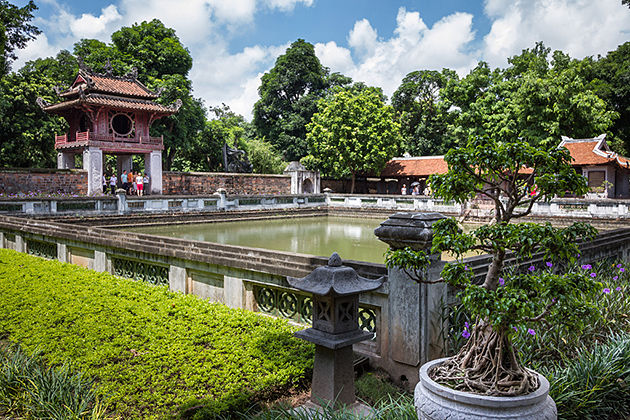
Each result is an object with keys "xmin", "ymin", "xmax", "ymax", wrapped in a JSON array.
[{"xmin": 288, "ymin": 252, "xmax": 385, "ymax": 412}]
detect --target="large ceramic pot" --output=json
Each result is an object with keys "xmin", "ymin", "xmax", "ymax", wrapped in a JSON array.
[{"xmin": 415, "ymin": 358, "xmax": 557, "ymax": 420}]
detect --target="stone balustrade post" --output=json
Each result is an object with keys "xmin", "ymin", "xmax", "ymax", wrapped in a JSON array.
[
  {"xmin": 374, "ymin": 212, "xmax": 448, "ymax": 386},
  {"xmin": 215, "ymin": 188, "xmax": 227, "ymax": 210}
]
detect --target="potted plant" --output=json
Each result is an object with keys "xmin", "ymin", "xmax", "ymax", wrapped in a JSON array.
[{"xmin": 385, "ymin": 136, "xmax": 599, "ymax": 419}]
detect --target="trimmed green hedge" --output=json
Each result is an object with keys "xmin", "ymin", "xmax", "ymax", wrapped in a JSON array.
[{"xmin": 0, "ymin": 249, "xmax": 314, "ymax": 419}]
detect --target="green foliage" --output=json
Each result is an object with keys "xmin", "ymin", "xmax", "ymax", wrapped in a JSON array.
[
  {"xmin": 305, "ymin": 86, "xmax": 400, "ymax": 193},
  {"xmin": 0, "ymin": 249, "xmax": 314, "ymax": 419},
  {"xmin": 0, "ymin": 68, "xmax": 67, "ymax": 168},
  {"xmin": 441, "ymin": 42, "xmax": 616, "ymax": 148},
  {"xmin": 253, "ymin": 39, "xmax": 351, "ymax": 161},
  {"xmin": 391, "ymin": 69, "xmax": 459, "ymax": 155},
  {"xmin": 0, "ymin": 343, "xmax": 107, "ymax": 419},
  {"xmin": 0, "ymin": 0, "xmax": 39, "ymax": 75},
  {"xmin": 543, "ymin": 333, "xmax": 630, "ymax": 420},
  {"xmin": 242, "ymin": 137, "xmax": 287, "ymax": 174}
]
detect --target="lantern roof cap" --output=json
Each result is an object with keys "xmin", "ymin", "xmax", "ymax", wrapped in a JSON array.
[{"xmin": 287, "ymin": 252, "xmax": 385, "ymax": 296}]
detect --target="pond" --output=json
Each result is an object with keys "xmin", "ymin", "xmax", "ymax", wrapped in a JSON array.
[
  {"xmin": 129, "ymin": 216, "xmax": 484, "ymax": 264},
  {"xmin": 129, "ymin": 216, "xmax": 389, "ymax": 263}
]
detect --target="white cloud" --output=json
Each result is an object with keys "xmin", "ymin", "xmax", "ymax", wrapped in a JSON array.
[
  {"xmin": 69, "ymin": 5, "xmax": 122, "ymax": 39},
  {"xmin": 189, "ymin": 42, "xmax": 289, "ymax": 118},
  {"xmin": 317, "ymin": 8, "xmax": 478, "ymax": 100},
  {"xmin": 482, "ymin": 0, "xmax": 630, "ymax": 67},
  {"xmin": 264, "ymin": 0, "xmax": 313, "ymax": 12},
  {"xmin": 348, "ymin": 19, "xmax": 378, "ymax": 57}
]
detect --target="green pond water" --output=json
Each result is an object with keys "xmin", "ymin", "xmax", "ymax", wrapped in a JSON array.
[{"xmin": 130, "ymin": 216, "xmax": 390, "ymax": 264}]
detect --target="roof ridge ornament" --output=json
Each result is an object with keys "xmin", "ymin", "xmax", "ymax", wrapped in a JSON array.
[
  {"xmin": 123, "ymin": 66, "xmax": 138, "ymax": 81},
  {"xmin": 103, "ymin": 58, "xmax": 114, "ymax": 76},
  {"xmin": 36, "ymin": 97, "xmax": 49, "ymax": 109},
  {"xmin": 169, "ymin": 98, "xmax": 183, "ymax": 111},
  {"xmin": 76, "ymin": 56, "xmax": 91, "ymax": 73}
]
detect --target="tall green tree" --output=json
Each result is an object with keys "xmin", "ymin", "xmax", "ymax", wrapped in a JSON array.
[
  {"xmin": 590, "ymin": 42, "xmax": 630, "ymax": 153},
  {"xmin": 392, "ymin": 69, "xmax": 459, "ymax": 155},
  {"xmin": 305, "ymin": 87, "xmax": 400, "ymax": 193},
  {"xmin": 253, "ymin": 39, "xmax": 351, "ymax": 161},
  {"xmin": 0, "ymin": 0, "xmax": 39, "ymax": 75},
  {"xmin": 0, "ymin": 68, "xmax": 66, "ymax": 167},
  {"xmin": 443, "ymin": 43, "xmax": 616, "ymax": 149}
]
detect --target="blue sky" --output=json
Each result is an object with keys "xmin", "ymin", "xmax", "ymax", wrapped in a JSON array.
[{"xmin": 14, "ymin": 0, "xmax": 630, "ymax": 118}]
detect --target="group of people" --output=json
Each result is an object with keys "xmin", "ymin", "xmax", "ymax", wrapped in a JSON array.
[
  {"xmin": 400, "ymin": 183, "xmax": 430, "ymax": 196},
  {"xmin": 102, "ymin": 170, "xmax": 149, "ymax": 196}
]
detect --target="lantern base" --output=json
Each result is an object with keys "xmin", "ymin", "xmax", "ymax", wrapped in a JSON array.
[{"xmin": 294, "ymin": 327, "xmax": 374, "ymax": 349}]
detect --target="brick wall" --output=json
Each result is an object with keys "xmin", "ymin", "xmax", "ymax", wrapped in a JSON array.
[
  {"xmin": 0, "ymin": 169, "xmax": 88, "ymax": 195},
  {"xmin": 162, "ymin": 171, "xmax": 291, "ymax": 195},
  {"xmin": 0, "ymin": 169, "xmax": 291, "ymax": 196}
]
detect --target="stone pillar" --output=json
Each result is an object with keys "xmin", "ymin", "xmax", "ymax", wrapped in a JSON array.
[
  {"xmin": 116, "ymin": 192, "xmax": 127, "ymax": 214},
  {"xmin": 57, "ymin": 243, "xmax": 68, "ymax": 263},
  {"xmin": 145, "ymin": 151, "xmax": 162, "ymax": 195},
  {"xmin": 116, "ymin": 155, "xmax": 133, "ymax": 175},
  {"xmin": 0, "ymin": 232, "xmax": 5, "ymax": 249},
  {"xmin": 94, "ymin": 250, "xmax": 107, "ymax": 272},
  {"xmin": 15, "ymin": 234, "xmax": 26, "ymax": 253},
  {"xmin": 224, "ymin": 276, "xmax": 244, "ymax": 309},
  {"xmin": 83, "ymin": 147, "xmax": 103, "ymax": 195},
  {"xmin": 374, "ymin": 212, "xmax": 448, "ymax": 385},
  {"xmin": 169, "ymin": 265, "xmax": 187, "ymax": 293},
  {"xmin": 57, "ymin": 152, "xmax": 75, "ymax": 169}
]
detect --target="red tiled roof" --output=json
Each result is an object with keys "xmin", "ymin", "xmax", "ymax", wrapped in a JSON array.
[
  {"xmin": 61, "ymin": 73, "xmax": 158, "ymax": 99},
  {"xmin": 43, "ymin": 94, "xmax": 178, "ymax": 114},
  {"xmin": 562, "ymin": 141, "xmax": 611, "ymax": 165},
  {"xmin": 381, "ymin": 157, "xmax": 448, "ymax": 177}
]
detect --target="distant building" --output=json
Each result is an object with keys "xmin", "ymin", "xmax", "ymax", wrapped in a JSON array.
[{"xmin": 380, "ymin": 134, "xmax": 630, "ymax": 198}]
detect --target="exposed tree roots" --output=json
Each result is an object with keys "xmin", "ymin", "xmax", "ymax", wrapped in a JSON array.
[{"xmin": 430, "ymin": 322, "xmax": 539, "ymax": 396}]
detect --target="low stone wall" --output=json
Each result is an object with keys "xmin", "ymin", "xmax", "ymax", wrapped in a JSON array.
[
  {"xmin": 162, "ymin": 171, "xmax": 291, "ymax": 195},
  {"xmin": 0, "ymin": 168, "xmax": 87, "ymax": 195}
]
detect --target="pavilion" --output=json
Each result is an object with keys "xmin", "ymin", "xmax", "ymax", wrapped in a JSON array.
[{"xmin": 37, "ymin": 59, "xmax": 181, "ymax": 195}]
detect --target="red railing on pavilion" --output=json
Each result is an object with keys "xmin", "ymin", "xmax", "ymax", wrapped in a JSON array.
[{"xmin": 55, "ymin": 131, "xmax": 163, "ymax": 147}]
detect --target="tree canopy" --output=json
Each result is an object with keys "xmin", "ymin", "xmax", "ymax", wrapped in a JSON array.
[
  {"xmin": 253, "ymin": 39, "xmax": 351, "ymax": 161},
  {"xmin": 0, "ymin": 0, "xmax": 39, "ymax": 75},
  {"xmin": 305, "ymin": 86, "xmax": 400, "ymax": 193}
]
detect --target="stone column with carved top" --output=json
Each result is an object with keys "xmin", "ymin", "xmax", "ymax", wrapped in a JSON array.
[
  {"xmin": 288, "ymin": 252, "xmax": 385, "ymax": 413},
  {"xmin": 374, "ymin": 212, "xmax": 448, "ymax": 385}
]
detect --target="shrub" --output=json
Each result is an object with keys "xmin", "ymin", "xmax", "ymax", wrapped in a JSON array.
[
  {"xmin": 0, "ymin": 343, "xmax": 107, "ymax": 419},
  {"xmin": 0, "ymin": 249, "xmax": 314, "ymax": 419},
  {"xmin": 543, "ymin": 333, "xmax": 630, "ymax": 420}
]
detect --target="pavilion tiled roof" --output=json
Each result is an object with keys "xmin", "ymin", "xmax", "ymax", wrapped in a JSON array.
[
  {"xmin": 381, "ymin": 156, "xmax": 448, "ymax": 177},
  {"xmin": 41, "ymin": 94, "xmax": 180, "ymax": 114},
  {"xmin": 60, "ymin": 71, "xmax": 158, "ymax": 99}
]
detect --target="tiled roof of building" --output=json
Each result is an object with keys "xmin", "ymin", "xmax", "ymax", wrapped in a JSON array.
[
  {"xmin": 560, "ymin": 134, "xmax": 630, "ymax": 169},
  {"xmin": 41, "ymin": 94, "xmax": 181, "ymax": 114},
  {"xmin": 381, "ymin": 156, "xmax": 448, "ymax": 177},
  {"xmin": 60, "ymin": 72, "xmax": 158, "ymax": 99}
]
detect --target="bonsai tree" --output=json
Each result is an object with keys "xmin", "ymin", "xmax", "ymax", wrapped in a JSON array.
[{"xmin": 386, "ymin": 135, "xmax": 598, "ymax": 396}]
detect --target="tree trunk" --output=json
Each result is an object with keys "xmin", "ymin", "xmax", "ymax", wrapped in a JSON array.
[
  {"xmin": 483, "ymin": 249, "xmax": 505, "ymax": 290},
  {"xmin": 350, "ymin": 172, "xmax": 356, "ymax": 194}
]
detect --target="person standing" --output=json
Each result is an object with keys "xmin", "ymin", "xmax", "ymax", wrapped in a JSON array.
[
  {"xmin": 401, "ymin": 184, "xmax": 407, "ymax": 195},
  {"xmin": 102, "ymin": 174, "xmax": 108, "ymax": 194},
  {"xmin": 109, "ymin": 173, "xmax": 117, "ymax": 195},
  {"xmin": 136, "ymin": 173, "xmax": 144, "ymax": 196},
  {"xmin": 121, "ymin": 170, "xmax": 128, "ymax": 194},
  {"xmin": 143, "ymin": 173, "xmax": 150, "ymax": 195}
]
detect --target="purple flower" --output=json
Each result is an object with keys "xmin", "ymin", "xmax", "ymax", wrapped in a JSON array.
[
  {"xmin": 527, "ymin": 328, "xmax": 536, "ymax": 336},
  {"xmin": 498, "ymin": 277, "xmax": 505, "ymax": 286},
  {"xmin": 546, "ymin": 262, "xmax": 553, "ymax": 268},
  {"xmin": 613, "ymin": 276, "xmax": 619, "ymax": 281},
  {"xmin": 461, "ymin": 329, "xmax": 471, "ymax": 339},
  {"xmin": 590, "ymin": 272, "xmax": 597, "ymax": 278},
  {"xmin": 581, "ymin": 264, "xmax": 592, "ymax": 270},
  {"xmin": 513, "ymin": 326, "xmax": 518, "ymax": 332},
  {"xmin": 528, "ymin": 265, "xmax": 535, "ymax": 272},
  {"xmin": 464, "ymin": 322, "xmax": 469, "ymax": 329},
  {"xmin": 577, "ymin": 254, "xmax": 581, "ymax": 258},
  {"xmin": 615, "ymin": 287, "xmax": 622, "ymax": 292},
  {"xmin": 603, "ymin": 288, "xmax": 611, "ymax": 294},
  {"xmin": 551, "ymin": 298, "xmax": 556, "ymax": 303},
  {"xmin": 617, "ymin": 264, "xmax": 622, "ymax": 268},
  {"xmin": 621, "ymin": 268, "xmax": 625, "ymax": 273},
  {"xmin": 464, "ymin": 265, "xmax": 469, "ymax": 271}
]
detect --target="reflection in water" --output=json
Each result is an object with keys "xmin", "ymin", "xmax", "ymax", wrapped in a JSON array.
[{"xmin": 130, "ymin": 216, "xmax": 389, "ymax": 264}]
